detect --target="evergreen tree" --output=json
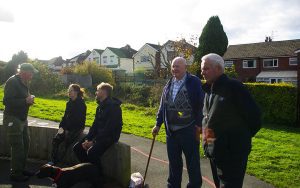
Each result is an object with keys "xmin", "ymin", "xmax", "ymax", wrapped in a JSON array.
[{"xmin": 195, "ymin": 16, "xmax": 228, "ymax": 63}]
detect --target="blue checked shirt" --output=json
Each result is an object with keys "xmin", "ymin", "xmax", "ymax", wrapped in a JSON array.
[{"xmin": 171, "ymin": 74, "xmax": 187, "ymax": 101}]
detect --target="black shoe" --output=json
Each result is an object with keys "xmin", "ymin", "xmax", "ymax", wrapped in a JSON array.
[
  {"xmin": 47, "ymin": 161, "xmax": 55, "ymax": 165},
  {"xmin": 23, "ymin": 170, "xmax": 35, "ymax": 176},
  {"xmin": 10, "ymin": 174, "xmax": 30, "ymax": 182}
]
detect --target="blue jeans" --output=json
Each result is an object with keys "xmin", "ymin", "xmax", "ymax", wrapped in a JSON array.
[{"xmin": 166, "ymin": 125, "xmax": 202, "ymax": 188}]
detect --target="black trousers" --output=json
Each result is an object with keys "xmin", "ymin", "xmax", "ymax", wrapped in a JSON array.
[
  {"xmin": 51, "ymin": 129, "xmax": 82, "ymax": 164},
  {"xmin": 209, "ymin": 157, "xmax": 248, "ymax": 188},
  {"xmin": 73, "ymin": 138, "xmax": 113, "ymax": 165},
  {"xmin": 166, "ymin": 126, "xmax": 202, "ymax": 188}
]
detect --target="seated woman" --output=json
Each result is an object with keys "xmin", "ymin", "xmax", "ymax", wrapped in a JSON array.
[{"xmin": 50, "ymin": 84, "xmax": 87, "ymax": 165}]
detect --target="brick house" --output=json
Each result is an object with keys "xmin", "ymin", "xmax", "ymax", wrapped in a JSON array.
[{"xmin": 223, "ymin": 39, "xmax": 300, "ymax": 85}]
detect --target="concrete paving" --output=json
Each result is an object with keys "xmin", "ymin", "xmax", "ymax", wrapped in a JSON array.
[{"xmin": 0, "ymin": 112, "xmax": 274, "ymax": 188}]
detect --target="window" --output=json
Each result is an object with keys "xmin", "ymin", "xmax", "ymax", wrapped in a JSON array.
[
  {"xmin": 289, "ymin": 57, "xmax": 297, "ymax": 66},
  {"xmin": 243, "ymin": 60, "xmax": 256, "ymax": 68},
  {"xmin": 263, "ymin": 59, "xmax": 278, "ymax": 67},
  {"xmin": 110, "ymin": 55, "xmax": 114, "ymax": 63},
  {"xmin": 270, "ymin": 78, "xmax": 282, "ymax": 83},
  {"xmin": 224, "ymin": 61, "xmax": 233, "ymax": 67},
  {"xmin": 103, "ymin": 56, "xmax": 107, "ymax": 64},
  {"xmin": 141, "ymin": 55, "xmax": 151, "ymax": 62}
]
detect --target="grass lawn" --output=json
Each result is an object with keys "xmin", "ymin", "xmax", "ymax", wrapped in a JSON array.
[{"xmin": 0, "ymin": 86, "xmax": 299, "ymax": 187}]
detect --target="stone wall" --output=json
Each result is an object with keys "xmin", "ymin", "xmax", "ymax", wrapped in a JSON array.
[
  {"xmin": 61, "ymin": 74, "xmax": 92, "ymax": 88},
  {"xmin": 0, "ymin": 124, "xmax": 130, "ymax": 187}
]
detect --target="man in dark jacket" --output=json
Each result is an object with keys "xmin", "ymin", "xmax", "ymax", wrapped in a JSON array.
[
  {"xmin": 152, "ymin": 57, "xmax": 204, "ymax": 188},
  {"xmin": 73, "ymin": 82, "xmax": 122, "ymax": 165},
  {"xmin": 201, "ymin": 53, "xmax": 261, "ymax": 188},
  {"xmin": 3, "ymin": 63, "xmax": 38, "ymax": 182}
]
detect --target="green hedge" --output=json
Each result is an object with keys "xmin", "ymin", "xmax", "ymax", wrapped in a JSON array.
[
  {"xmin": 246, "ymin": 83, "xmax": 297, "ymax": 126},
  {"xmin": 114, "ymin": 82, "xmax": 298, "ymax": 126},
  {"xmin": 114, "ymin": 83, "xmax": 152, "ymax": 106}
]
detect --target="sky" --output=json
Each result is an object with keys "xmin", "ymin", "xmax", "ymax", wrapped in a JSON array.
[{"xmin": 0, "ymin": 0, "xmax": 300, "ymax": 62}]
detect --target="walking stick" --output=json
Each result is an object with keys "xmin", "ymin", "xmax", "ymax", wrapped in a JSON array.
[{"xmin": 143, "ymin": 135, "xmax": 156, "ymax": 187}]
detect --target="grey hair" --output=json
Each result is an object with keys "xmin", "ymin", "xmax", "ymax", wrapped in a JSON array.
[
  {"xmin": 172, "ymin": 56, "xmax": 187, "ymax": 66},
  {"xmin": 201, "ymin": 53, "xmax": 225, "ymax": 72}
]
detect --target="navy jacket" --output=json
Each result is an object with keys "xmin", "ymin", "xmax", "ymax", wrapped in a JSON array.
[
  {"xmin": 86, "ymin": 97, "xmax": 123, "ymax": 143},
  {"xmin": 156, "ymin": 73, "xmax": 205, "ymax": 135}
]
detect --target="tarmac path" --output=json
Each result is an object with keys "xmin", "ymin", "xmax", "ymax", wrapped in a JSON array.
[{"xmin": 0, "ymin": 112, "xmax": 274, "ymax": 188}]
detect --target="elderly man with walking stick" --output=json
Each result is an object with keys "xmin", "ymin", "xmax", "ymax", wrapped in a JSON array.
[{"xmin": 152, "ymin": 56, "xmax": 205, "ymax": 188}]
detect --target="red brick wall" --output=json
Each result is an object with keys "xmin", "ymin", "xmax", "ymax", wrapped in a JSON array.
[
  {"xmin": 261, "ymin": 57, "xmax": 297, "ymax": 71},
  {"xmin": 233, "ymin": 56, "xmax": 298, "ymax": 82},
  {"xmin": 234, "ymin": 59, "xmax": 260, "ymax": 82}
]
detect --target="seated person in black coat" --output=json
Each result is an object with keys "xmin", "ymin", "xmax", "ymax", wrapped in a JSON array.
[
  {"xmin": 50, "ymin": 84, "xmax": 87, "ymax": 165},
  {"xmin": 73, "ymin": 82, "xmax": 123, "ymax": 165}
]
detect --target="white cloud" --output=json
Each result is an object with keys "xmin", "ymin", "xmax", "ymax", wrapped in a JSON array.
[{"xmin": 0, "ymin": 0, "xmax": 299, "ymax": 61}]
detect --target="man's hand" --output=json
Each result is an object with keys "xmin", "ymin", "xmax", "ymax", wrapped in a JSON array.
[
  {"xmin": 82, "ymin": 140, "xmax": 94, "ymax": 150},
  {"xmin": 26, "ymin": 95, "xmax": 34, "ymax": 105},
  {"xmin": 152, "ymin": 126, "xmax": 160, "ymax": 137},
  {"xmin": 195, "ymin": 126, "xmax": 202, "ymax": 142}
]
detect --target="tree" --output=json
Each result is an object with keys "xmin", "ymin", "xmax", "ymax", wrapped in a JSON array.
[
  {"xmin": 224, "ymin": 64, "xmax": 238, "ymax": 79},
  {"xmin": 3, "ymin": 51, "xmax": 28, "ymax": 81},
  {"xmin": 159, "ymin": 37, "xmax": 197, "ymax": 78},
  {"xmin": 195, "ymin": 16, "xmax": 228, "ymax": 63}
]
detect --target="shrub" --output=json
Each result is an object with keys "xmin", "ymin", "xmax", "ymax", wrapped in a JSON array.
[
  {"xmin": 30, "ymin": 61, "xmax": 64, "ymax": 96},
  {"xmin": 148, "ymin": 83, "xmax": 165, "ymax": 107},
  {"xmin": 60, "ymin": 66, "xmax": 74, "ymax": 74},
  {"xmin": 245, "ymin": 82, "xmax": 297, "ymax": 126},
  {"xmin": 73, "ymin": 61, "xmax": 114, "ymax": 86},
  {"xmin": 114, "ymin": 83, "xmax": 152, "ymax": 106}
]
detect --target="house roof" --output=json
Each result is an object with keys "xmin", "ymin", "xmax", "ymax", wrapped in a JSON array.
[
  {"xmin": 68, "ymin": 50, "xmax": 91, "ymax": 63},
  {"xmin": 94, "ymin": 49, "xmax": 104, "ymax": 55},
  {"xmin": 108, "ymin": 45, "xmax": 137, "ymax": 58},
  {"xmin": 108, "ymin": 47, "xmax": 127, "ymax": 58},
  {"xmin": 36, "ymin": 57, "xmax": 65, "ymax": 66},
  {"xmin": 161, "ymin": 40, "xmax": 197, "ymax": 51},
  {"xmin": 256, "ymin": 70, "xmax": 297, "ymax": 78},
  {"xmin": 48, "ymin": 56, "xmax": 65, "ymax": 66},
  {"xmin": 146, "ymin": 43, "xmax": 161, "ymax": 51},
  {"xmin": 223, "ymin": 39, "xmax": 300, "ymax": 59}
]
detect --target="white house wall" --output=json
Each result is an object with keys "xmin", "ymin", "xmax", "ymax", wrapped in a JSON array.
[
  {"xmin": 85, "ymin": 50, "xmax": 101, "ymax": 64},
  {"xmin": 101, "ymin": 49, "xmax": 119, "ymax": 67},
  {"xmin": 120, "ymin": 58, "xmax": 133, "ymax": 73},
  {"xmin": 134, "ymin": 44, "xmax": 158, "ymax": 71}
]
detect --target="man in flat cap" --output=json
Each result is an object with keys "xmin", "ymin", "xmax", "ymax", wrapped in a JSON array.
[{"xmin": 2, "ymin": 63, "xmax": 38, "ymax": 182}]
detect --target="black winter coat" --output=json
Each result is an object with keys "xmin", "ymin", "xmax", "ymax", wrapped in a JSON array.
[
  {"xmin": 202, "ymin": 74, "xmax": 261, "ymax": 162},
  {"xmin": 86, "ymin": 97, "xmax": 123, "ymax": 143},
  {"xmin": 59, "ymin": 97, "xmax": 86, "ymax": 131}
]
